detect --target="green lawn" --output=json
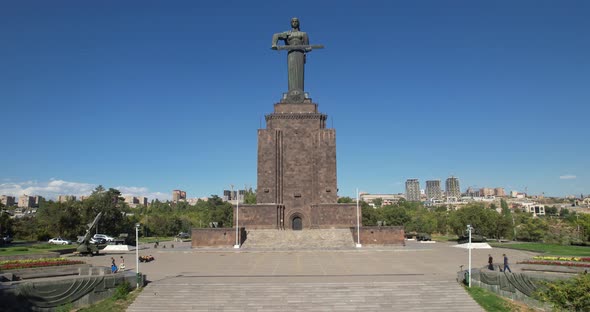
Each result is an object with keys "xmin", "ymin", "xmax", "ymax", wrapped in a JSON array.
[
  {"xmin": 490, "ymin": 242, "xmax": 590, "ymax": 257},
  {"xmin": 0, "ymin": 243, "xmax": 76, "ymax": 256},
  {"xmin": 465, "ymin": 286, "xmax": 514, "ymax": 312}
]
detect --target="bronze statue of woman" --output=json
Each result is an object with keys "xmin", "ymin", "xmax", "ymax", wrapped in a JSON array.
[{"xmin": 271, "ymin": 18, "xmax": 310, "ymax": 94}]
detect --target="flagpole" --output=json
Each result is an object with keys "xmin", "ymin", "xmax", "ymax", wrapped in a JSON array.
[
  {"xmin": 356, "ymin": 188, "xmax": 362, "ymax": 248},
  {"xmin": 234, "ymin": 188, "xmax": 240, "ymax": 249}
]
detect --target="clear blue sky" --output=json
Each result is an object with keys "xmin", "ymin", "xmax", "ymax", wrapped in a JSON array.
[{"xmin": 1, "ymin": 1, "xmax": 588, "ymax": 200}]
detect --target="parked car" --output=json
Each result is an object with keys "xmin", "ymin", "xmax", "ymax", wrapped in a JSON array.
[
  {"xmin": 177, "ymin": 232, "xmax": 190, "ymax": 239},
  {"xmin": 49, "ymin": 237, "xmax": 72, "ymax": 245},
  {"xmin": 93, "ymin": 234, "xmax": 115, "ymax": 242},
  {"xmin": 416, "ymin": 233, "xmax": 431, "ymax": 241},
  {"xmin": 90, "ymin": 237, "xmax": 107, "ymax": 244},
  {"xmin": 457, "ymin": 234, "xmax": 487, "ymax": 244}
]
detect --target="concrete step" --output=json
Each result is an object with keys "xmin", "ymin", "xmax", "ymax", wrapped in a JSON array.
[
  {"xmin": 241, "ymin": 229, "xmax": 355, "ymax": 249},
  {"xmin": 128, "ymin": 279, "xmax": 483, "ymax": 311}
]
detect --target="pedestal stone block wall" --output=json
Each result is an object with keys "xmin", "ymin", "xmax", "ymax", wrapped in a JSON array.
[{"xmin": 251, "ymin": 100, "xmax": 357, "ymax": 230}]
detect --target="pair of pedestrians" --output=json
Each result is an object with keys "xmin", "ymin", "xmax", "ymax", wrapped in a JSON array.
[
  {"xmin": 110, "ymin": 256, "xmax": 125, "ymax": 273},
  {"xmin": 487, "ymin": 254, "xmax": 511, "ymax": 272}
]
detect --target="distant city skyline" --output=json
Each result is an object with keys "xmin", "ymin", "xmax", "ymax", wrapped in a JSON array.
[
  {"xmin": 0, "ymin": 177, "xmax": 581, "ymax": 202},
  {"xmin": 1, "ymin": 1, "xmax": 588, "ymax": 200}
]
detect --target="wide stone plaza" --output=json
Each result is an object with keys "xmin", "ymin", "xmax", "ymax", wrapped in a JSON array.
[{"xmin": 75, "ymin": 240, "xmax": 536, "ymax": 311}]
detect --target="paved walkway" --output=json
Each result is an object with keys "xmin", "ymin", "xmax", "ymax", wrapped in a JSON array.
[{"xmin": 76, "ymin": 241, "xmax": 537, "ymax": 311}]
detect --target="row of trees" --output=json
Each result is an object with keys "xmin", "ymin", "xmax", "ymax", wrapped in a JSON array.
[
  {"xmin": 352, "ymin": 198, "xmax": 590, "ymax": 243},
  {"xmin": 2, "ymin": 187, "xmax": 589, "ymax": 244},
  {"xmin": 1, "ymin": 186, "xmax": 239, "ymax": 241}
]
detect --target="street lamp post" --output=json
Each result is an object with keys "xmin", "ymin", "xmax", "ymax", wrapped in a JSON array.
[
  {"xmin": 467, "ymin": 224, "xmax": 472, "ymax": 288},
  {"xmin": 234, "ymin": 188, "xmax": 240, "ymax": 249},
  {"xmin": 135, "ymin": 223, "xmax": 140, "ymax": 289},
  {"xmin": 356, "ymin": 188, "xmax": 362, "ymax": 248}
]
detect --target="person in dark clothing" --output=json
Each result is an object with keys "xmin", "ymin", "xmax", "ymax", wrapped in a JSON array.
[
  {"xmin": 488, "ymin": 254, "xmax": 494, "ymax": 270},
  {"xmin": 503, "ymin": 254, "xmax": 512, "ymax": 273},
  {"xmin": 110, "ymin": 257, "xmax": 118, "ymax": 273}
]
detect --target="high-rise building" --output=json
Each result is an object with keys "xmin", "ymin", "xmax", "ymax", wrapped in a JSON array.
[
  {"xmin": 57, "ymin": 195, "xmax": 76, "ymax": 203},
  {"xmin": 18, "ymin": 194, "xmax": 35, "ymax": 208},
  {"xmin": 223, "ymin": 190, "xmax": 233, "ymax": 201},
  {"xmin": 466, "ymin": 187, "xmax": 480, "ymax": 197},
  {"xmin": 480, "ymin": 188, "xmax": 494, "ymax": 197},
  {"xmin": 425, "ymin": 180, "xmax": 442, "ymax": 200},
  {"xmin": 33, "ymin": 196, "xmax": 44, "ymax": 207},
  {"xmin": 223, "ymin": 189, "xmax": 245, "ymax": 204},
  {"xmin": 445, "ymin": 176, "xmax": 461, "ymax": 199},
  {"xmin": 405, "ymin": 179, "xmax": 421, "ymax": 202},
  {"xmin": 1, "ymin": 195, "xmax": 16, "ymax": 207},
  {"xmin": 124, "ymin": 196, "xmax": 149, "ymax": 208},
  {"xmin": 172, "ymin": 190, "xmax": 187, "ymax": 203},
  {"xmin": 494, "ymin": 188, "xmax": 505, "ymax": 197}
]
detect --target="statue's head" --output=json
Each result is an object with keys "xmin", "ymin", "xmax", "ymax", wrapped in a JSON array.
[{"xmin": 291, "ymin": 17, "xmax": 300, "ymax": 30}]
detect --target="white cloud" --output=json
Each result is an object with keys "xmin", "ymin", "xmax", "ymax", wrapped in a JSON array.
[
  {"xmin": 115, "ymin": 186, "xmax": 171, "ymax": 201},
  {"xmin": 0, "ymin": 179, "xmax": 169, "ymax": 201},
  {"xmin": 559, "ymin": 175, "xmax": 576, "ymax": 180}
]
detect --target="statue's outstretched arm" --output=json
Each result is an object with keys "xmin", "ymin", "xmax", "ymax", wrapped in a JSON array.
[{"xmin": 271, "ymin": 32, "xmax": 289, "ymax": 50}]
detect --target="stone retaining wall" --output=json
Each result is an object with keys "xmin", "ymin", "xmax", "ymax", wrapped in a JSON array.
[
  {"xmin": 0, "ymin": 268, "xmax": 146, "ymax": 311},
  {"xmin": 351, "ymin": 226, "xmax": 405, "ymax": 245},
  {"xmin": 461, "ymin": 268, "xmax": 562, "ymax": 310},
  {"xmin": 191, "ymin": 228, "xmax": 246, "ymax": 248}
]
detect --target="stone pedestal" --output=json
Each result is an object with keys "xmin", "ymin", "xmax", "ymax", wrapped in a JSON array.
[{"xmin": 236, "ymin": 99, "xmax": 357, "ymax": 230}]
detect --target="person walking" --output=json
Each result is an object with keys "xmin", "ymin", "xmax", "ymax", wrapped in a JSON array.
[
  {"xmin": 503, "ymin": 254, "xmax": 512, "ymax": 273},
  {"xmin": 119, "ymin": 256, "xmax": 125, "ymax": 271},
  {"xmin": 488, "ymin": 254, "xmax": 494, "ymax": 270},
  {"xmin": 110, "ymin": 257, "xmax": 118, "ymax": 273}
]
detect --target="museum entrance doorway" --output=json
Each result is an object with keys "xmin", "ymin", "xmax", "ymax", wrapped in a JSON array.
[{"xmin": 292, "ymin": 217, "xmax": 302, "ymax": 230}]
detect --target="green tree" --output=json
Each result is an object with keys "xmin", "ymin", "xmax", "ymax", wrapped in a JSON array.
[
  {"xmin": 361, "ymin": 201, "xmax": 378, "ymax": 226},
  {"xmin": 243, "ymin": 188, "xmax": 256, "ymax": 204},
  {"xmin": 545, "ymin": 206, "xmax": 558, "ymax": 216},
  {"xmin": 381, "ymin": 205, "xmax": 411, "ymax": 226},
  {"xmin": 500, "ymin": 199, "xmax": 509, "ymax": 213},
  {"xmin": 0, "ymin": 210, "xmax": 14, "ymax": 236},
  {"xmin": 373, "ymin": 198, "xmax": 383, "ymax": 208},
  {"xmin": 448, "ymin": 204, "xmax": 502, "ymax": 237},
  {"xmin": 81, "ymin": 187, "xmax": 127, "ymax": 236},
  {"xmin": 337, "ymin": 197, "xmax": 354, "ymax": 204},
  {"xmin": 406, "ymin": 209, "xmax": 437, "ymax": 234},
  {"xmin": 515, "ymin": 217, "xmax": 548, "ymax": 242},
  {"xmin": 535, "ymin": 273, "xmax": 590, "ymax": 311}
]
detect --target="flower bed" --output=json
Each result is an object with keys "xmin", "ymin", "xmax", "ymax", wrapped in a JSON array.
[
  {"xmin": 0, "ymin": 258, "xmax": 84, "ymax": 270},
  {"xmin": 532, "ymin": 256, "xmax": 590, "ymax": 262},
  {"xmin": 518, "ymin": 260, "xmax": 590, "ymax": 268}
]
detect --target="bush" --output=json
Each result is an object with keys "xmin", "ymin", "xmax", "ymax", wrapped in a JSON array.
[
  {"xmin": 535, "ymin": 273, "xmax": 590, "ymax": 311},
  {"xmin": 113, "ymin": 281, "xmax": 131, "ymax": 300}
]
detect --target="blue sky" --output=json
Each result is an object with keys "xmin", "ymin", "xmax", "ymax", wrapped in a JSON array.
[{"xmin": 1, "ymin": 1, "xmax": 588, "ymax": 200}]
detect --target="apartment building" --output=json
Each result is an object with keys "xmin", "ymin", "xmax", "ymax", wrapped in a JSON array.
[
  {"xmin": 445, "ymin": 176, "xmax": 461, "ymax": 199},
  {"xmin": 359, "ymin": 193, "xmax": 404, "ymax": 207},
  {"xmin": 425, "ymin": 180, "xmax": 442, "ymax": 200},
  {"xmin": 405, "ymin": 179, "xmax": 421, "ymax": 202},
  {"xmin": 18, "ymin": 195, "xmax": 35, "ymax": 208},
  {"xmin": 172, "ymin": 190, "xmax": 187, "ymax": 203},
  {"xmin": 1, "ymin": 195, "xmax": 16, "ymax": 207}
]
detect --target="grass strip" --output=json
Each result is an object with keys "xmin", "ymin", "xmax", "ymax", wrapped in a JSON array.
[
  {"xmin": 490, "ymin": 242, "xmax": 590, "ymax": 257},
  {"xmin": 465, "ymin": 286, "xmax": 516, "ymax": 312}
]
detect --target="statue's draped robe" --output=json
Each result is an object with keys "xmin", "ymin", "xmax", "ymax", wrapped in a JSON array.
[{"xmin": 273, "ymin": 30, "xmax": 309, "ymax": 92}]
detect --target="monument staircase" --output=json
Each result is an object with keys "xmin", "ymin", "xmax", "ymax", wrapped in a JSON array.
[{"xmin": 240, "ymin": 229, "xmax": 355, "ymax": 249}]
